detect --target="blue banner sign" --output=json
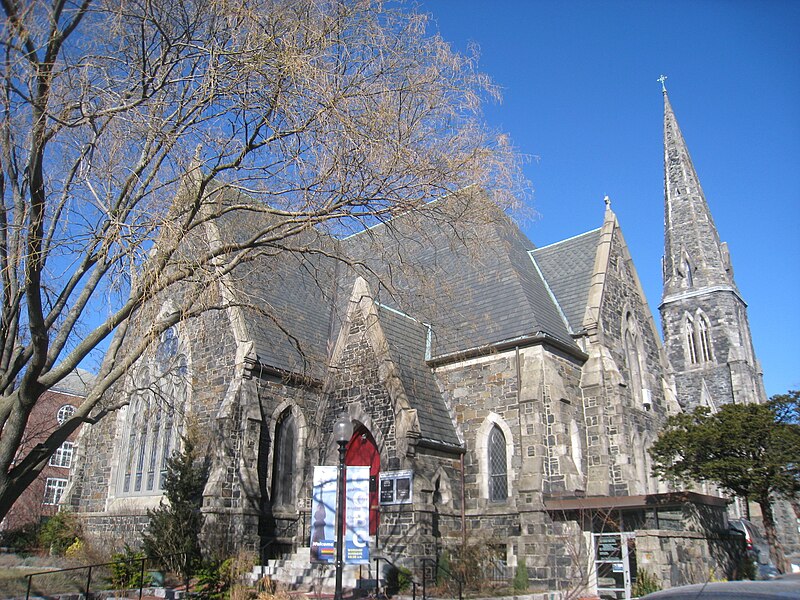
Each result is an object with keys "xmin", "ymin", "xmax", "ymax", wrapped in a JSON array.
[
  {"xmin": 345, "ymin": 466, "xmax": 370, "ymax": 564},
  {"xmin": 310, "ymin": 465, "xmax": 371, "ymax": 564},
  {"xmin": 310, "ymin": 466, "xmax": 337, "ymax": 563}
]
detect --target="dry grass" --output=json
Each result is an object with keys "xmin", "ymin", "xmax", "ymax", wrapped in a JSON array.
[{"xmin": 0, "ymin": 553, "xmax": 113, "ymax": 599}]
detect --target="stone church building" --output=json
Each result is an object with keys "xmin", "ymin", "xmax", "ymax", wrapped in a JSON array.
[{"xmin": 65, "ymin": 90, "xmax": 778, "ymax": 596}]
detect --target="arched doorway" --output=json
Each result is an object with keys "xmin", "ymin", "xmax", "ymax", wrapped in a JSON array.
[{"xmin": 345, "ymin": 425, "xmax": 380, "ymax": 535}]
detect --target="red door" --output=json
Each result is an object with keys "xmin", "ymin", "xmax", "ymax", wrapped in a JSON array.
[{"xmin": 345, "ymin": 425, "xmax": 380, "ymax": 535}]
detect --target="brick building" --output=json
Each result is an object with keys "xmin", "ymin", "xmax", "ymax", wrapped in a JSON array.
[
  {"xmin": 64, "ymin": 90, "xmax": 783, "ymax": 596},
  {"xmin": 1, "ymin": 370, "xmax": 92, "ymax": 533}
]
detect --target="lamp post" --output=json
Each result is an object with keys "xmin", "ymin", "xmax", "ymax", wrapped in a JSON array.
[{"xmin": 333, "ymin": 414, "xmax": 353, "ymax": 600}]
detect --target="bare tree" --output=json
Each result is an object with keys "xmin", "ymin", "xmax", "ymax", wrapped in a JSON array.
[{"xmin": 0, "ymin": 0, "xmax": 524, "ymax": 520}]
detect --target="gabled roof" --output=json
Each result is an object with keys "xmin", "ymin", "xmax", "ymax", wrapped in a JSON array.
[
  {"xmin": 209, "ymin": 192, "xmax": 584, "ymax": 381},
  {"xmin": 342, "ymin": 194, "xmax": 579, "ymax": 358},
  {"xmin": 376, "ymin": 305, "xmax": 460, "ymax": 448},
  {"xmin": 531, "ymin": 229, "xmax": 601, "ymax": 334},
  {"xmin": 50, "ymin": 368, "xmax": 94, "ymax": 397},
  {"xmin": 212, "ymin": 206, "xmax": 339, "ymax": 378}
]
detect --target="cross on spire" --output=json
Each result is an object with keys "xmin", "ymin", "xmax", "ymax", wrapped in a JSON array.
[{"xmin": 658, "ymin": 74, "xmax": 668, "ymax": 93}]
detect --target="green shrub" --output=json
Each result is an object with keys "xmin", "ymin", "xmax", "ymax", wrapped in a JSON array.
[
  {"xmin": 632, "ymin": 568, "xmax": 661, "ymax": 598},
  {"xmin": 196, "ymin": 558, "xmax": 234, "ymax": 599},
  {"xmin": 385, "ymin": 565, "xmax": 413, "ymax": 595},
  {"xmin": 0, "ymin": 522, "xmax": 41, "ymax": 553},
  {"xmin": 109, "ymin": 544, "xmax": 146, "ymax": 589},
  {"xmin": 512, "ymin": 557, "xmax": 529, "ymax": 591},
  {"xmin": 39, "ymin": 511, "xmax": 81, "ymax": 556},
  {"xmin": 733, "ymin": 554, "xmax": 756, "ymax": 580},
  {"xmin": 436, "ymin": 549, "xmax": 451, "ymax": 585},
  {"xmin": 142, "ymin": 432, "xmax": 208, "ymax": 582}
]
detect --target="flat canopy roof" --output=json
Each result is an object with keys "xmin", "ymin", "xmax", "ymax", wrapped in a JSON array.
[{"xmin": 543, "ymin": 491, "xmax": 729, "ymax": 512}]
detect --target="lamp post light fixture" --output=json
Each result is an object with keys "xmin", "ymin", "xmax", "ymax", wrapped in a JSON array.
[{"xmin": 333, "ymin": 414, "xmax": 353, "ymax": 600}]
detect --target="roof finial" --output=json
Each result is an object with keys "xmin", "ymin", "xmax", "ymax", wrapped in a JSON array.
[
  {"xmin": 658, "ymin": 74, "xmax": 668, "ymax": 93},
  {"xmin": 604, "ymin": 195, "xmax": 611, "ymax": 208}
]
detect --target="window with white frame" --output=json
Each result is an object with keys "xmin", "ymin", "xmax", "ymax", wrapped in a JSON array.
[
  {"xmin": 57, "ymin": 404, "xmax": 76, "ymax": 425},
  {"xmin": 488, "ymin": 425, "xmax": 508, "ymax": 502},
  {"xmin": 49, "ymin": 441, "xmax": 74, "ymax": 468},
  {"xmin": 116, "ymin": 327, "xmax": 187, "ymax": 497},
  {"xmin": 43, "ymin": 477, "xmax": 68, "ymax": 505}
]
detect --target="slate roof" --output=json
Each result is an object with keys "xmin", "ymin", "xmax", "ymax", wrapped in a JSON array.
[
  {"xmin": 341, "ymin": 195, "xmax": 578, "ymax": 357},
  {"xmin": 376, "ymin": 305, "xmax": 460, "ymax": 448},
  {"xmin": 214, "ymin": 206, "xmax": 339, "ymax": 378},
  {"xmin": 209, "ymin": 194, "xmax": 585, "ymax": 422},
  {"xmin": 530, "ymin": 229, "xmax": 601, "ymax": 334},
  {"xmin": 51, "ymin": 368, "xmax": 94, "ymax": 397}
]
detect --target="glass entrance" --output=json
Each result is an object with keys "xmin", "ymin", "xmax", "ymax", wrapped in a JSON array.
[{"xmin": 593, "ymin": 532, "xmax": 635, "ymax": 599}]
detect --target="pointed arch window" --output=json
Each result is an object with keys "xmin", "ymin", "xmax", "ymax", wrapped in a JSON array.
[
  {"xmin": 271, "ymin": 409, "xmax": 296, "ymax": 507},
  {"xmin": 117, "ymin": 327, "xmax": 186, "ymax": 497},
  {"xmin": 488, "ymin": 425, "xmax": 508, "ymax": 503},
  {"xmin": 685, "ymin": 316, "xmax": 698, "ymax": 365},
  {"xmin": 698, "ymin": 316, "xmax": 712, "ymax": 362},
  {"xmin": 623, "ymin": 312, "xmax": 645, "ymax": 403},
  {"xmin": 683, "ymin": 257, "xmax": 693, "ymax": 288}
]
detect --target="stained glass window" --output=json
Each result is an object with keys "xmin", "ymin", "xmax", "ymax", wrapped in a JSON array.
[
  {"xmin": 117, "ymin": 328, "xmax": 186, "ymax": 497},
  {"xmin": 272, "ymin": 410, "xmax": 296, "ymax": 507},
  {"xmin": 488, "ymin": 425, "xmax": 508, "ymax": 502}
]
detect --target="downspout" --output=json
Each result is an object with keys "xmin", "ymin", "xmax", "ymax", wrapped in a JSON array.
[
  {"xmin": 515, "ymin": 346, "xmax": 524, "ymax": 552},
  {"xmin": 515, "ymin": 346, "xmax": 524, "ymax": 450},
  {"xmin": 460, "ymin": 453, "xmax": 466, "ymax": 546}
]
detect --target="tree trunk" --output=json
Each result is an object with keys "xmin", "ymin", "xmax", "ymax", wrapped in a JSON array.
[{"xmin": 758, "ymin": 495, "xmax": 789, "ymax": 574}]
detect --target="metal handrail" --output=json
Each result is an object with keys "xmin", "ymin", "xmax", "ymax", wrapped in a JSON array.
[
  {"xmin": 24, "ymin": 551, "xmax": 188, "ymax": 600},
  {"xmin": 421, "ymin": 556, "xmax": 463, "ymax": 600}
]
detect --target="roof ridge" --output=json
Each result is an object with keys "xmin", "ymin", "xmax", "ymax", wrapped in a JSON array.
[
  {"xmin": 531, "ymin": 227, "xmax": 602, "ymax": 252},
  {"xmin": 376, "ymin": 301, "xmax": 424, "ymax": 325},
  {"xmin": 529, "ymin": 254, "xmax": 573, "ymax": 335},
  {"xmin": 339, "ymin": 185, "xmax": 478, "ymax": 241}
]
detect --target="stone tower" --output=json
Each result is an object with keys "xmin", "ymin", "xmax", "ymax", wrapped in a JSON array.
[{"xmin": 659, "ymin": 85, "xmax": 767, "ymax": 410}]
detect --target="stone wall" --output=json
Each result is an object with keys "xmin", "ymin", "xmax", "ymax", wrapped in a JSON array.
[
  {"xmin": 67, "ymin": 284, "xmax": 245, "ymax": 552},
  {"xmin": 635, "ymin": 529, "xmax": 743, "ymax": 588},
  {"xmin": 661, "ymin": 289, "xmax": 765, "ymax": 410},
  {"xmin": 581, "ymin": 226, "xmax": 671, "ymax": 498},
  {"xmin": 77, "ymin": 512, "xmax": 151, "ymax": 551},
  {"xmin": 434, "ymin": 345, "xmax": 591, "ymax": 590}
]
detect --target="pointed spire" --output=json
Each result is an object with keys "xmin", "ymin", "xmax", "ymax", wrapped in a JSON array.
[{"xmin": 662, "ymin": 87, "xmax": 734, "ymax": 299}]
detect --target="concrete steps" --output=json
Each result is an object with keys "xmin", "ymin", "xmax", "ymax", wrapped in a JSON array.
[{"xmin": 251, "ymin": 547, "xmax": 362, "ymax": 593}]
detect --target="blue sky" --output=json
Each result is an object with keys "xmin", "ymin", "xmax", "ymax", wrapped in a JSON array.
[{"xmin": 421, "ymin": 0, "xmax": 800, "ymax": 397}]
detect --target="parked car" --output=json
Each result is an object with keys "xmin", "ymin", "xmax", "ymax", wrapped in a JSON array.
[
  {"xmin": 730, "ymin": 518, "xmax": 781, "ymax": 580},
  {"xmin": 638, "ymin": 573, "xmax": 800, "ymax": 599}
]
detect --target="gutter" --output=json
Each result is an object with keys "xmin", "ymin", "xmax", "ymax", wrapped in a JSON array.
[
  {"xmin": 426, "ymin": 331, "xmax": 588, "ymax": 368},
  {"xmin": 415, "ymin": 438, "xmax": 466, "ymax": 454},
  {"xmin": 243, "ymin": 356, "xmax": 324, "ymax": 389}
]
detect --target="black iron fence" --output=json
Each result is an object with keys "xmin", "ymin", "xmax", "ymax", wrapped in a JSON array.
[{"xmin": 22, "ymin": 552, "xmax": 188, "ymax": 600}]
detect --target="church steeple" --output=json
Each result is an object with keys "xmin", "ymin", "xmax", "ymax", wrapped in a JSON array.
[
  {"xmin": 662, "ymin": 87, "xmax": 735, "ymax": 300},
  {"xmin": 658, "ymin": 82, "xmax": 766, "ymax": 410}
]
